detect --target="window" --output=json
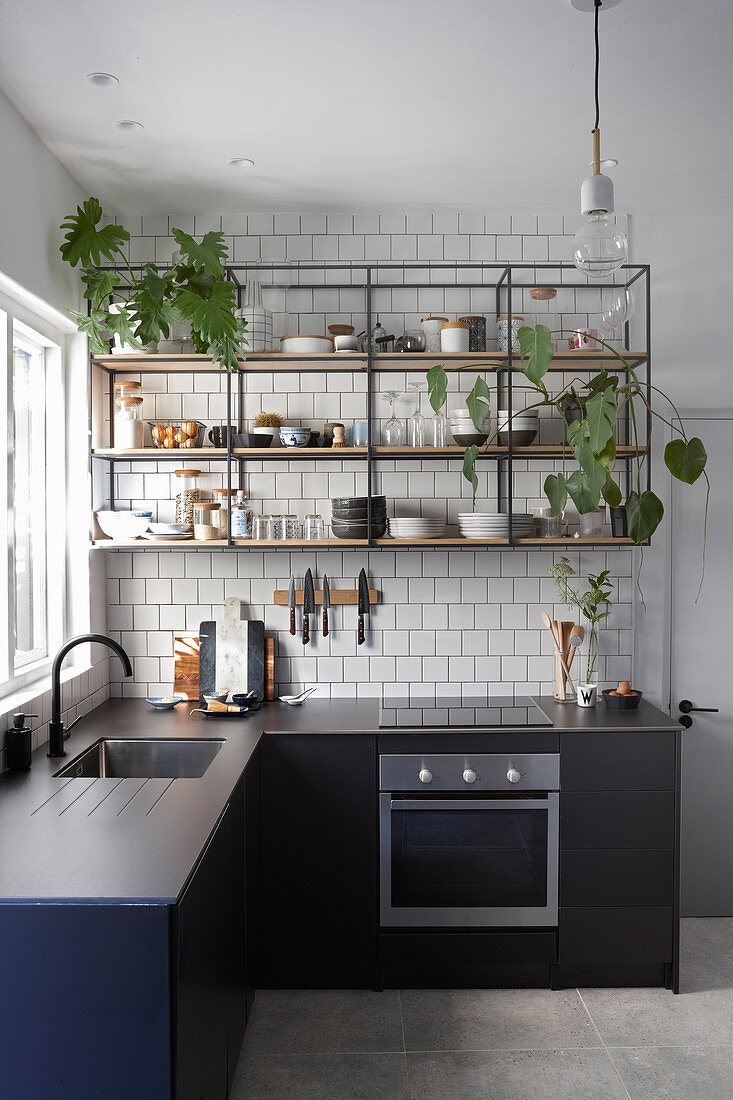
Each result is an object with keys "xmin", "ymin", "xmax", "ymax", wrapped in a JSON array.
[{"xmin": 0, "ymin": 305, "xmax": 66, "ymax": 693}]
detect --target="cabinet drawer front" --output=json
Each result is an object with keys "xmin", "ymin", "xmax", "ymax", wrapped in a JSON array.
[
  {"xmin": 561, "ymin": 791, "xmax": 675, "ymax": 850},
  {"xmin": 379, "ymin": 930, "xmax": 557, "ymax": 965},
  {"xmin": 561, "ymin": 849, "xmax": 674, "ymax": 908},
  {"xmin": 560, "ymin": 907, "xmax": 674, "ymax": 964},
  {"xmin": 561, "ymin": 732, "xmax": 676, "ymax": 791}
]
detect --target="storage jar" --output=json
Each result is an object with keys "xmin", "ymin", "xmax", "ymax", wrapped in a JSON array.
[
  {"xmin": 192, "ymin": 501, "xmax": 221, "ymax": 541},
  {"xmin": 420, "ymin": 316, "xmax": 449, "ymax": 353},
  {"xmin": 114, "ymin": 395, "xmax": 144, "ymax": 449},
  {"xmin": 174, "ymin": 469, "xmax": 201, "ymax": 530},
  {"xmin": 496, "ymin": 315, "xmax": 524, "ymax": 352},
  {"xmin": 440, "ymin": 321, "xmax": 470, "ymax": 353},
  {"xmin": 458, "ymin": 315, "xmax": 487, "ymax": 352}
]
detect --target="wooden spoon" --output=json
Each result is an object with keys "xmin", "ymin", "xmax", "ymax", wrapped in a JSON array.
[
  {"xmin": 567, "ymin": 625, "xmax": 585, "ymax": 672},
  {"xmin": 541, "ymin": 613, "xmax": 576, "ymax": 695}
]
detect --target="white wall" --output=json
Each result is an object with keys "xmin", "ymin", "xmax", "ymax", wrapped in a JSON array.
[
  {"xmin": 630, "ymin": 214, "xmax": 733, "ymax": 709},
  {"xmin": 0, "ymin": 88, "xmax": 82, "ymax": 313}
]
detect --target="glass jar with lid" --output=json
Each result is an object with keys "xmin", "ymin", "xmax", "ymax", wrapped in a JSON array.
[
  {"xmin": 211, "ymin": 487, "xmax": 232, "ymax": 537},
  {"xmin": 174, "ymin": 469, "xmax": 201, "ymax": 530},
  {"xmin": 114, "ymin": 395, "xmax": 144, "ymax": 449},
  {"xmin": 231, "ymin": 494, "xmax": 254, "ymax": 539},
  {"xmin": 192, "ymin": 501, "xmax": 220, "ymax": 541}
]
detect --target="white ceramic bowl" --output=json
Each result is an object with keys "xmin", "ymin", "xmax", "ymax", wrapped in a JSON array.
[
  {"xmin": 148, "ymin": 522, "xmax": 188, "ymax": 536},
  {"xmin": 280, "ymin": 335, "xmax": 334, "ymax": 354},
  {"xmin": 95, "ymin": 510, "xmax": 151, "ymax": 539}
]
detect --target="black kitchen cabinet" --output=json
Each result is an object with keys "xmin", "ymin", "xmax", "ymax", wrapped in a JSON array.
[
  {"xmin": 554, "ymin": 730, "xmax": 680, "ymax": 991},
  {"xmin": 259, "ymin": 733, "xmax": 377, "ymax": 987}
]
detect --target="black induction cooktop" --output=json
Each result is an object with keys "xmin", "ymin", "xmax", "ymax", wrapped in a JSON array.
[{"xmin": 378, "ymin": 694, "xmax": 553, "ymax": 729}]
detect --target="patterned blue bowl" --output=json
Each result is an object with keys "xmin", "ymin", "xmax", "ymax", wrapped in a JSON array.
[{"xmin": 279, "ymin": 427, "xmax": 311, "ymax": 447}]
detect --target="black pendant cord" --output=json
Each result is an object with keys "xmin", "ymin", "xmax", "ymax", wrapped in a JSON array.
[{"xmin": 593, "ymin": 0, "xmax": 602, "ymax": 131}]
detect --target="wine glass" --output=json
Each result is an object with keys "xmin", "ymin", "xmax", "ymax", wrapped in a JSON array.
[
  {"xmin": 407, "ymin": 382, "xmax": 426, "ymax": 448},
  {"xmin": 381, "ymin": 390, "xmax": 405, "ymax": 446}
]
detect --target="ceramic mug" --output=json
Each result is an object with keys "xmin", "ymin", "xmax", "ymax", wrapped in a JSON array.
[
  {"xmin": 576, "ymin": 682, "xmax": 598, "ymax": 708},
  {"xmin": 568, "ymin": 328, "xmax": 599, "ymax": 350},
  {"xmin": 208, "ymin": 425, "xmax": 229, "ymax": 447}
]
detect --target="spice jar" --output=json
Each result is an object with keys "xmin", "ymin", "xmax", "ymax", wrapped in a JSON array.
[
  {"xmin": 114, "ymin": 395, "xmax": 144, "ymax": 448},
  {"xmin": 193, "ymin": 501, "xmax": 221, "ymax": 541},
  {"xmin": 174, "ymin": 469, "xmax": 200, "ymax": 530},
  {"xmin": 231, "ymin": 494, "xmax": 254, "ymax": 539}
]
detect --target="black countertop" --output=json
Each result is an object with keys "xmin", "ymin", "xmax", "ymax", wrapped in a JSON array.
[{"xmin": 0, "ymin": 695, "xmax": 678, "ymax": 904}]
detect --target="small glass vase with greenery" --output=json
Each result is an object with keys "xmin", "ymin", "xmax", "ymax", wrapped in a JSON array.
[{"xmin": 549, "ymin": 557, "xmax": 613, "ymax": 684}]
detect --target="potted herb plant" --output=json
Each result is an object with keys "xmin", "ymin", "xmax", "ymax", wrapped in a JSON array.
[
  {"xmin": 253, "ymin": 411, "xmax": 283, "ymax": 445},
  {"xmin": 549, "ymin": 557, "xmax": 613, "ymax": 707},
  {"xmin": 59, "ymin": 197, "xmax": 247, "ymax": 371}
]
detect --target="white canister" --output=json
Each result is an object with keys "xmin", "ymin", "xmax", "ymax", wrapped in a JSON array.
[
  {"xmin": 421, "ymin": 316, "xmax": 449, "ymax": 353},
  {"xmin": 441, "ymin": 321, "xmax": 470, "ymax": 353},
  {"xmin": 496, "ymin": 315, "xmax": 525, "ymax": 352},
  {"xmin": 576, "ymin": 683, "xmax": 598, "ymax": 708}
]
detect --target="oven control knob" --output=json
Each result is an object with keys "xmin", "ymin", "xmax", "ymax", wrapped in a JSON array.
[
  {"xmin": 507, "ymin": 767, "xmax": 521, "ymax": 784},
  {"xmin": 463, "ymin": 768, "xmax": 477, "ymax": 784},
  {"xmin": 418, "ymin": 768, "xmax": 433, "ymax": 784}
]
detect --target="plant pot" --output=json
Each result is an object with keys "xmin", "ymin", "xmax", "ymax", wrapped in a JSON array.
[
  {"xmin": 610, "ymin": 505, "xmax": 628, "ymax": 538},
  {"xmin": 252, "ymin": 426, "xmax": 279, "ymax": 444},
  {"xmin": 576, "ymin": 682, "xmax": 598, "ymax": 708},
  {"xmin": 562, "ymin": 401, "xmax": 584, "ymax": 425}
]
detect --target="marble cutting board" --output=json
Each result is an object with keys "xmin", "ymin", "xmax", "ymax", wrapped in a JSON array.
[{"xmin": 198, "ymin": 597, "xmax": 264, "ymax": 702}]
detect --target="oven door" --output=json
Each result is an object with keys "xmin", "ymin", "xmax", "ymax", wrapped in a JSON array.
[{"xmin": 380, "ymin": 793, "xmax": 559, "ymax": 928}]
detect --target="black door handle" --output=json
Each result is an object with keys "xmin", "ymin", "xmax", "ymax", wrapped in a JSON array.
[
  {"xmin": 679, "ymin": 714, "xmax": 693, "ymax": 729},
  {"xmin": 679, "ymin": 699, "xmax": 719, "ymax": 714}
]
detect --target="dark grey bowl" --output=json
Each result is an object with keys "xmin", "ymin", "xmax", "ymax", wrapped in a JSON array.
[
  {"xmin": 233, "ymin": 432, "xmax": 273, "ymax": 448},
  {"xmin": 331, "ymin": 495, "xmax": 386, "ymax": 509},
  {"xmin": 498, "ymin": 429, "xmax": 538, "ymax": 446},
  {"xmin": 602, "ymin": 689, "xmax": 643, "ymax": 709},
  {"xmin": 332, "ymin": 504, "xmax": 387, "ymax": 519},
  {"xmin": 332, "ymin": 519, "xmax": 387, "ymax": 539},
  {"xmin": 452, "ymin": 431, "xmax": 489, "ymax": 446}
]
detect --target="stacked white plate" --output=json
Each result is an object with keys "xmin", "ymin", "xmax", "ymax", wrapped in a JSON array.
[
  {"xmin": 458, "ymin": 512, "xmax": 534, "ymax": 539},
  {"xmin": 388, "ymin": 517, "xmax": 446, "ymax": 539}
]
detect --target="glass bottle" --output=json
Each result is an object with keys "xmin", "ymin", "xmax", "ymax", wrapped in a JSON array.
[
  {"xmin": 371, "ymin": 317, "xmax": 387, "ymax": 352},
  {"xmin": 231, "ymin": 494, "xmax": 254, "ymax": 539},
  {"xmin": 432, "ymin": 410, "xmax": 447, "ymax": 447}
]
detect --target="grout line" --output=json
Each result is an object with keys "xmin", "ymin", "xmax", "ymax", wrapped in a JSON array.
[
  {"xmin": 398, "ymin": 990, "xmax": 411, "ymax": 1096},
  {"xmin": 577, "ymin": 989, "xmax": 631, "ymax": 1099}
]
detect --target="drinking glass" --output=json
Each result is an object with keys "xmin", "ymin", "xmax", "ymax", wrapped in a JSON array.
[
  {"xmin": 408, "ymin": 383, "xmax": 426, "ymax": 447},
  {"xmin": 432, "ymin": 410, "xmax": 447, "ymax": 447},
  {"xmin": 269, "ymin": 515, "xmax": 285, "ymax": 540},
  {"xmin": 253, "ymin": 514, "xmax": 271, "ymax": 540},
  {"xmin": 283, "ymin": 514, "xmax": 300, "ymax": 539},
  {"xmin": 305, "ymin": 514, "xmax": 325, "ymax": 540},
  {"xmin": 381, "ymin": 390, "xmax": 405, "ymax": 446}
]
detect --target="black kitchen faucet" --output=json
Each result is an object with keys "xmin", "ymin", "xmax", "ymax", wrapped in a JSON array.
[{"xmin": 48, "ymin": 634, "xmax": 133, "ymax": 757}]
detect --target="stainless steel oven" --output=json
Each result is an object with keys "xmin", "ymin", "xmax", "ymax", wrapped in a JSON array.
[{"xmin": 379, "ymin": 753, "xmax": 559, "ymax": 928}]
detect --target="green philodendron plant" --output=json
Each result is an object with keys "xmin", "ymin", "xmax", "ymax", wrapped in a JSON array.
[
  {"xmin": 427, "ymin": 323, "xmax": 710, "ymax": 560},
  {"xmin": 59, "ymin": 197, "xmax": 247, "ymax": 372},
  {"xmin": 549, "ymin": 557, "xmax": 613, "ymax": 683}
]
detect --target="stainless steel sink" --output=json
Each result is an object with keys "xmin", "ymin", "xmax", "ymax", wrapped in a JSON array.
[{"xmin": 54, "ymin": 738, "xmax": 224, "ymax": 779}]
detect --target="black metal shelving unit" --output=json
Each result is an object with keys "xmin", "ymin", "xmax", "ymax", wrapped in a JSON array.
[{"xmin": 89, "ymin": 260, "xmax": 651, "ymax": 551}]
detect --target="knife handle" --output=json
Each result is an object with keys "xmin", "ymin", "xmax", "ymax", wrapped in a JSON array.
[
  {"xmin": 323, "ymin": 608, "xmax": 329, "ymax": 637},
  {"xmin": 358, "ymin": 613, "xmax": 365, "ymax": 646},
  {"xmin": 302, "ymin": 614, "xmax": 310, "ymax": 645},
  {"xmin": 289, "ymin": 607, "xmax": 296, "ymax": 636}
]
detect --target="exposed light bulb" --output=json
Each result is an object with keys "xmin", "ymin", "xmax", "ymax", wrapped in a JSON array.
[{"xmin": 573, "ymin": 212, "xmax": 627, "ymax": 280}]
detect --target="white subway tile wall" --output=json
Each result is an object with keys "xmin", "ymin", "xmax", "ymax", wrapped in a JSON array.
[{"xmin": 100, "ymin": 210, "xmax": 634, "ymax": 700}]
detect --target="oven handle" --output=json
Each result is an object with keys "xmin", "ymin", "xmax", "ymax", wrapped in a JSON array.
[{"xmin": 389, "ymin": 797, "xmax": 555, "ymax": 811}]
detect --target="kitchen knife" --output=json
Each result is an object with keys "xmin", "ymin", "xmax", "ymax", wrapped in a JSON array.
[
  {"xmin": 303, "ymin": 568, "xmax": 315, "ymax": 645},
  {"xmin": 322, "ymin": 574, "xmax": 330, "ymax": 638},
  {"xmin": 288, "ymin": 574, "xmax": 296, "ymax": 635},
  {"xmin": 357, "ymin": 568, "xmax": 370, "ymax": 646}
]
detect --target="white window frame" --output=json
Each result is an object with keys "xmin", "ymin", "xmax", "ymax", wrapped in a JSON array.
[{"xmin": 0, "ymin": 297, "xmax": 67, "ymax": 696}]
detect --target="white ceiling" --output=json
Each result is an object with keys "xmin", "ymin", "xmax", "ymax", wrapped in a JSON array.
[{"xmin": 0, "ymin": 0, "xmax": 730, "ymax": 215}]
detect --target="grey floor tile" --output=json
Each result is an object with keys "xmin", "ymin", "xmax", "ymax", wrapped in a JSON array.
[
  {"xmin": 231, "ymin": 1053, "xmax": 408, "ymax": 1100},
  {"xmin": 242, "ymin": 991, "xmax": 404, "ymax": 1054},
  {"xmin": 400, "ymin": 989, "xmax": 600, "ymax": 1052},
  {"xmin": 611, "ymin": 1044, "xmax": 733, "ymax": 1100},
  {"xmin": 695, "ymin": 917, "xmax": 733, "ymax": 953},
  {"xmin": 407, "ymin": 1049, "xmax": 628, "ymax": 1099},
  {"xmin": 581, "ymin": 983, "xmax": 733, "ymax": 1047}
]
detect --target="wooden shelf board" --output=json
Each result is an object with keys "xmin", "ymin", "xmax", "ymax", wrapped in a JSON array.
[
  {"xmin": 93, "ymin": 444, "xmax": 647, "ymax": 461},
  {"xmin": 92, "ymin": 535, "xmax": 637, "ymax": 550}
]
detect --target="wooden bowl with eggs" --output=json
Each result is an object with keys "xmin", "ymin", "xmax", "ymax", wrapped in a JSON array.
[{"xmin": 602, "ymin": 682, "xmax": 643, "ymax": 709}]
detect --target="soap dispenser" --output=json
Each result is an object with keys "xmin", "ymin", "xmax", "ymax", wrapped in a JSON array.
[{"xmin": 7, "ymin": 713, "xmax": 37, "ymax": 772}]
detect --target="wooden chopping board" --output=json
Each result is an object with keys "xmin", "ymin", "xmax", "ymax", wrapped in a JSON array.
[{"xmin": 173, "ymin": 636, "xmax": 200, "ymax": 699}]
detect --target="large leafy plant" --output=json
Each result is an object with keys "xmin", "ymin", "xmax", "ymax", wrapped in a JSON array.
[
  {"xmin": 549, "ymin": 557, "xmax": 613, "ymax": 683},
  {"xmin": 60, "ymin": 198, "xmax": 247, "ymax": 371},
  {"xmin": 426, "ymin": 324, "xmax": 709, "ymax": 549}
]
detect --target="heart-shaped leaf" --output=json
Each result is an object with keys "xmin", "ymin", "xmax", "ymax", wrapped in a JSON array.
[
  {"xmin": 466, "ymin": 376, "xmax": 491, "ymax": 432},
  {"xmin": 565, "ymin": 465, "xmax": 606, "ymax": 513},
  {"xmin": 602, "ymin": 473, "xmax": 623, "ymax": 508},
  {"xmin": 518, "ymin": 323, "xmax": 554, "ymax": 386},
  {"xmin": 426, "ymin": 364, "xmax": 448, "ymax": 413},
  {"xmin": 544, "ymin": 473, "xmax": 568, "ymax": 516},
  {"xmin": 626, "ymin": 490, "xmax": 664, "ymax": 543},
  {"xmin": 585, "ymin": 388, "xmax": 617, "ymax": 453},
  {"xmin": 665, "ymin": 437, "xmax": 707, "ymax": 484},
  {"xmin": 462, "ymin": 445, "xmax": 479, "ymax": 503},
  {"xmin": 60, "ymin": 198, "xmax": 129, "ymax": 267}
]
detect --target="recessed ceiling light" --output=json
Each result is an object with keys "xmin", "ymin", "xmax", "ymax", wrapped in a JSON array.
[
  {"xmin": 86, "ymin": 72, "xmax": 119, "ymax": 87},
  {"xmin": 571, "ymin": 0, "xmax": 624, "ymax": 10},
  {"xmin": 589, "ymin": 158, "xmax": 619, "ymax": 170},
  {"xmin": 115, "ymin": 120, "xmax": 144, "ymax": 131},
  {"xmin": 229, "ymin": 157, "xmax": 255, "ymax": 168}
]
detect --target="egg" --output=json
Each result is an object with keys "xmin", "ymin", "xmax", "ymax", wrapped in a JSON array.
[{"xmin": 617, "ymin": 681, "xmax": 632, "ymax": 696}]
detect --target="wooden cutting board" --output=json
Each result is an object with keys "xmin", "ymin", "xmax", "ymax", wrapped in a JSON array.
[{"xmin": 173, "ymin": 636, "xmax": 200, "ymax": 699}]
